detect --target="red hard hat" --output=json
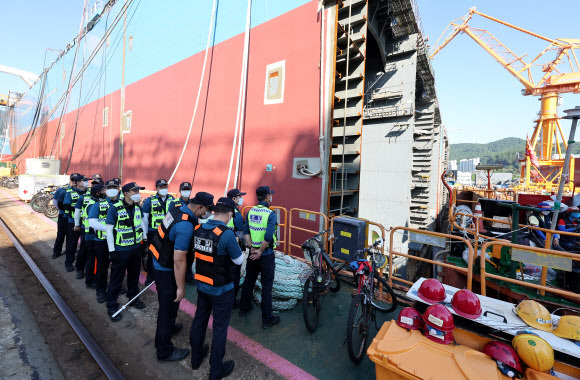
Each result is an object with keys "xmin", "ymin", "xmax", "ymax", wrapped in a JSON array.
[
  {"xmin": 451, "ymin": 289, "xmax": 482, "ymax": 319},
  {"xmin": 423, "ymin": 304, "xmax": 455, "ymax": 332},
  {"xmin": 422, "ymin": 326, "xmax": 454, "ymax": 345},
  {"xmin": 417, "ymin": 279, "xmax": 446, "ymax": 304},
  {"xmin": 396, "ymin": 307, "xmax": 425, "ymax": 330},
  {"xmin": 483, "ymin": 341, "xmax": 523, "ymax": 375}
]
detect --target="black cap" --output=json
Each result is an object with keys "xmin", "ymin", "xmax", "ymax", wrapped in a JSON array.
[
  {"xmin": 92, "ymin": 178, "xmax": 104, "ymax": 185},
  {"xmin": 179, "ymin": 182, "xmax": 192, "ymax": 190},
  {"xmin": 155, "ymin": 179, "xmax": 168, "ymax": 187},
  {"xmin": 105, "ymin": 180, "xmax": 118, "ymax": 188},
  {"xmin": 113, "ymin": 178, "xmax": 121, "ymax": 184},
  {"xmin": 90, "ymin": 184, "xmax": 105, "ymax": 197},
  {"xmin": 121, "ymin": 182, "xmax": 145, "ymax": 193},
  {"xmin": 70, "ymin": 173, "xmax": 83, "ymax": 182},
  {"xmin": 190, "ymin": 192, "xmax": 214, "ymax": 209},
  {"xmin": 227, "ymin": 188, "xmax": 246, "ymax": 199},
  {"xmin": 92, "ymin": 174, "xmax": 102, "ymax": 180},
  {"xmin": 81, "ymin": 175, "xmax": 90, "ymax": 181},
  {"xmin": 256, "ymin": 186, "xmax": 275, "ymax": 198},
  {"xmin": 215, "ymin": 197, "xmax": 236, "ymax": 212}
]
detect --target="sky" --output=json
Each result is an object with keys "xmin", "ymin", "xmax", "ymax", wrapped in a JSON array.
[
  {"xmin": 1, "ymin": 0, "xmax": 579, "ymax": 145},
  {"xmin": 417, "ymin": 0, "xmax": 580, "ymax": 144}
]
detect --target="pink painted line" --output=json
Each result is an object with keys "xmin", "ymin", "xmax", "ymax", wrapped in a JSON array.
[
  {"xmin": 0, "ymin": 189, "xmax": 58, "ymax": 227},
  {"xmin": 138, "ymin": 273, "xmax": 316, "ymax": 380}
]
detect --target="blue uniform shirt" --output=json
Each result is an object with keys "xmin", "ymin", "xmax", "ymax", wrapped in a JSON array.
[
  {"xmin": 63, "ymin": 187, "xmax": 83, "ymax": 224},
  {"xmin": 53, "ymin": 186, "xmax": 68, "ymax": 215},
  {"xmin": 232, "ymin": 207, "xmax": 245, "ymax": 232},
  {"xmin": 88, "ymin": 197, "xmax": 116, "ymax": 241},
  {"xmin": 243, "ymin": 201, "xmax": 277, "ymax": 256},
  {"xmin": 197, "ymin": 219, "xmax": 242, "ymax": 296},
  {"xmin": 105, "ymin": 200, "xmax": 142, "ymax": 251},
  {"xmin": 168, "ymin": 197, "xmax": 189, "ymax": 211},
  {"xmin": 83, "ymin": 198, "xmax": 98, "ymax": 241},
  {"xmin": 153, "ymin": 204, "xmax": 198, "ymax": 271},
  {"xmin": 143, "ymin": 195, "xmax": 171, "ymax": 232}
]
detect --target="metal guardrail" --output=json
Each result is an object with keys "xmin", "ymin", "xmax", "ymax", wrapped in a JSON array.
[{"xmin": 288, "ymin": 208, "xmax": 328, "ymax": 256}]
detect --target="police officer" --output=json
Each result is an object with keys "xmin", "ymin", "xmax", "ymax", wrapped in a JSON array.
[
  {"xmin": 88, "ymin": 180, "xmax": 119, "ymax": 303},
  {"xmin": 226, "ymin": 188, "xmax": 246, "ymax": 307},
  {"xmin": 190, "ymin": 197, "xmax": 242, "ymax": 379},
  {"xmin": 75, "ymin": 184, "xmax": 106, "ymax": 289},
  {"xmin": 169, "ymin": 182, "xmax": 192, "ymax": 210},
  {"xmin": 73, "ymin": 177, "xmax": 94, "ymax": 280},
  {"xmin": 60, "ymin": 174, "xmax": 88, "ymax": 272},
  {"xmin": 92, "ymin": 174, "xmax": 103, "ymax": 185},
  {"xmin": 143, "ymin": 179, "xmax": 175, "ymax": 284},
  {"xmin": 239, "ymin": 186, "xmax": 280, "ymax": 329},
  {"xmin": 105, "ymin": 182, "xmax": 148, "ymax": 321},
  {"xmin": 149, "ymin": 192, "xmax": 215, "ymax": 362},
  {"xmin": 52, "ymin": 174, "xmax": 78, "ymax": 259}
]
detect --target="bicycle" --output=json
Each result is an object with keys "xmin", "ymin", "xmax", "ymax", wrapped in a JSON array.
[
  {"xmin": 301, "ymin": 228, "xmax": 342, "ymax": 333},
  {"xmin": 346, "ymin": 238, "xmax": 398, "ymax": 364},
  {"xmin": 30, "ymin": 185, "xmax": 56, "ymax": 213}
]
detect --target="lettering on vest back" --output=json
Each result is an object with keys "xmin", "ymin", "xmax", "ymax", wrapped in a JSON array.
[
  {"xmin": 162, "ymin": 213, "xmax": 175, "ymax": 229},
  {"xmin": 249, "ymin": 214, "xmax": 262, "ymax": 224},
  {"xmin": 194, "ymin": 236, "xmax": 213, "ymax": 253}
]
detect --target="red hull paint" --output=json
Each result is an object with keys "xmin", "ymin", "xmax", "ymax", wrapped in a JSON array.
[{"xmin": 15, "ymin": 2, "xmax": 324, "ymax": 213}]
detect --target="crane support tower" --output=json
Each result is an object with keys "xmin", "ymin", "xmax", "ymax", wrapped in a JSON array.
[{"xmin": 430, "ymin": 7, "xmax": 580, "ymax": 193}]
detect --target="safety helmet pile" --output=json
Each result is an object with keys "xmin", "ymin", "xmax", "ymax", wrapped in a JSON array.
[
  {"xmin": 552, "ymin": 315, "xmax": 580, "ymax": 341},
  {"xmin": 482, "ymin": 341, "xmax": 523, "ymax": 378},
  {"xmin": 514, "ymin": 300, "xmax": 553, "ymax": 332},
  {"xmin": 417, "ymin": 278, "xmax": 447, "ymax": 304},
  {"xmin": 422, "ymin": 304, "xmax": 455, "ymax": 344},
  {"xmin": 396, "ymin": 307, "xmax": 425, "ymax": 330},
  {"xmin": 512, "ymin": 334, "xmax": 554, "ymax": 372},
  {"xmin": 451, "ymin": 289, "xmax": 482, "ymax": 319}
]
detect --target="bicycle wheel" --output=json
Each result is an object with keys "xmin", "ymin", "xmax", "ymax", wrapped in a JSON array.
[
  {"xmin": 44, "ymin": 203, "xmax": 59, "ymax": 219},
  {"xmin": 346, "ymin": 294, "xmax": 369, "ymax": 364},
  {"xmin": 322, "ymin": 253, "xmax": 341, "ymax": 293},
  {"xmin": 302, "ymin": 275, "xmax": 320, "ymax": 333},
  {"xmin": 371, "ymin": 270, "xmax": 398, "ymax": 313},
  {"xmin": 30, "ymin": 195, "xmax": 47, "ymax": 213}
]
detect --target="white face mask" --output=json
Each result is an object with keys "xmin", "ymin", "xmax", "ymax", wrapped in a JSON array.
[
  {"xmin": 541, "ymin": 211, "xmax": 550, "ymax": 216},
  {"xmin": 158, "ymin": 189, "xmax": 168, "ymax": 196},
  {"xmin": 130, "ymin": 193, "xmax": 141, "ymax": 202},
  {"xmin": 181, "ymin": 190, "xmax": 191, "ymax": 198},
  {"xmin": 202, "ymin": 211, "xmax": 212, "ymax": 219},
  {"xmin": 237, "ymin": 197, "xmax": 244, "ymax": 206},
  {"xmin": 106, "ymin": 189, "xmax": 119, "ymax": 198},
  {"xmin": 82, "ymin": 181, "xmax": 90, "ymax": 188}
]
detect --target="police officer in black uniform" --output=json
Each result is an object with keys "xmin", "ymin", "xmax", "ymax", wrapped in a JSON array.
[
  {"xmin": 149, "ymin": 192, "xmax": 215, "ymax": 362},
  {"xmin": 190, "ymin": 197, "xmax": 242, "ymax": 379},
  {"xmin": 226, "ymin": 188, "xmax": 246, "ymax": 307}
]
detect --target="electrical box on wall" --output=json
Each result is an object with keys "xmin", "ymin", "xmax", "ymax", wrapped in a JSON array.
[{"xmin": 292, "ymin": 157, "xmax": 322, "ymax": 179}]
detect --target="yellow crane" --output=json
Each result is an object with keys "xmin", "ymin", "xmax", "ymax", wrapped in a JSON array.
[{"xmin": 430, "ymin": 7, "xmax": 580, "ymax": 192}]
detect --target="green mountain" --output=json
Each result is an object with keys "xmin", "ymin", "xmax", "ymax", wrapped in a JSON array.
[{"xmin": 450, "ymin": 137, "xmax": 580, "ymax": 178}]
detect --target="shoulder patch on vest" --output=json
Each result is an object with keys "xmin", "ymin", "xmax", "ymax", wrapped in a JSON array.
[
  {"xmin": 162, "ymin": 212, "xmax": 175, "ymax": 229},
  {"xmin": 182, "ymin": 213, "xmax": 189, "ymax": 221}
]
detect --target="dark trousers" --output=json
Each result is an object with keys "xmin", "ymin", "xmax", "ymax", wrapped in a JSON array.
[
  {"xmin": 64, "ymin": 223, "xmax": 80, "ymax": 267},
  {"xmin": 84, "ymin": 239, "xmax": 96, "ymax": 285},
  {"xmin": 53, "ymin": 214, "xmax": 67, "ymax": 255},
  {"xmin": 190, "ymin": 288, "xmax": 234, "ymax": 380},
  {"xmin": 106, "ymin": 247, "xmax": 141, "ymax": 312},
  {"xmin": 94, "ymin": 240, "xmax": 110, "ymax": 296},
  {"xmin": 154, "ymin": 268, "xmax": 180, "ymax": 359},
  {"xmin": 239, "ymin": 253, "xmax": 275, "ymax": 323},
  {"xmin": 231, "ymin": 264, "xmax": 241, "ymax": 300},
  {"xmin": 75, "ymin": 233, "xmax": 88, "ymax": 272}
]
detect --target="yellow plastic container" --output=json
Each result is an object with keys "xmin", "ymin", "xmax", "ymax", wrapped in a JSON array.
[{"xmin": 367, "ymin": 321, "xmax": 510, "ymax": 380}]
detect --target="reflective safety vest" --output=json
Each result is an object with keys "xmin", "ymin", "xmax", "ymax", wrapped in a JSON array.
[
  {"xmin": 65, "ymin": 188, "xmax": 81, "ymax": 218},
  {"xmin": 149, "ymin": 194, "xmax": 174, "ymax": 230},
  {"xmin": 94, "ymin": 199, "xmax": 112, "ymax": 240},
  {"xmin": 226, "ymin": 208, "xmax": 240, "ymax": 231},
  {"xmin": 172, "ymin": 197, "xmax": 188, "ymax": 209},
  {"xmin": 81, "ymin": 196, "xmax": 97, "ymax": 233},
  {"xmin": 194, "ymin": 224, "xmax": 232, "ymax": 286},
  {"xmin": 113, "ymin": 201, "xmax": 143, "ymax": 247},
  {"xmin": 149, "ymin": 208, "xmax": 196, "ymax": 268},
  {"xmin": 247, "ymin": 205, "xmax": 277, "ymax": 248}
]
